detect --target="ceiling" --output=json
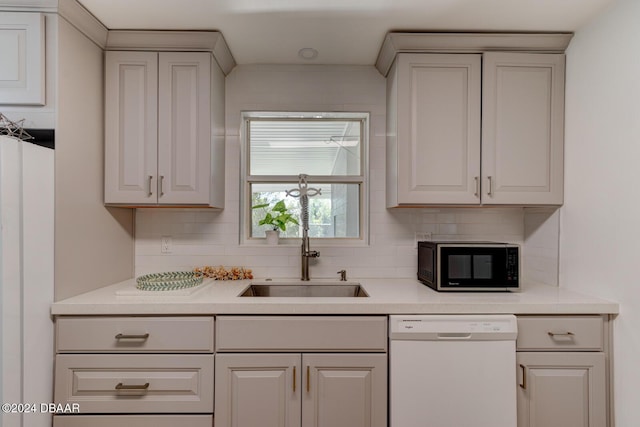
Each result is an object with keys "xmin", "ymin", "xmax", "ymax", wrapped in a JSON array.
[{"xmin": 78, "ymin": 0, "xmax": 613, "ymax": 66}]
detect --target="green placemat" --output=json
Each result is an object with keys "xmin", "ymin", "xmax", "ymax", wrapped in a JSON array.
[{"xmin": 136, "ymin": 271, "xmax": 204, "ymax": 291}]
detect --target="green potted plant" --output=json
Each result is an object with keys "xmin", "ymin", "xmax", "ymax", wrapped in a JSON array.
[{"xmin": 252, "ymin": 200, "xmax": 299, "ymax": 244}]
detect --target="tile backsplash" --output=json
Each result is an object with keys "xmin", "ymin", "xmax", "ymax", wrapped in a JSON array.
[
  {"xmin": 134, "ymin": 64, "xmax": 558, "ymax": 284},
  {"xmin": 135, "ymin": 207, "xmax": 525, "ymax": 279}
]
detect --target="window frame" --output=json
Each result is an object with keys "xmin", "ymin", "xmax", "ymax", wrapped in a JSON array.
[{"xmin": 240, "ymin": 111, "xmax": 369, "ymax": 246}]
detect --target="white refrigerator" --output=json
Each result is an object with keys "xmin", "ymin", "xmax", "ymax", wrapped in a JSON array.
[{"xmin": 0, "ymin": 135, "xmax": 54, "ymax": 427}]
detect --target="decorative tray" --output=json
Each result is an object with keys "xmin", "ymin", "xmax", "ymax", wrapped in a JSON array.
[{"xmin": 135, "ymin": 271, "xmax": 204, "ymax": 291}]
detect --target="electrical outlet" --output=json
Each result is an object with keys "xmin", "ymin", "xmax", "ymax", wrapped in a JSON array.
[
  {"xmin": 161, "ymin": 236, "xmax": 172, "ymax": 253},
  {"xmin": 414, "ymin": 232, "xmax": 432, "ymax": 248}
]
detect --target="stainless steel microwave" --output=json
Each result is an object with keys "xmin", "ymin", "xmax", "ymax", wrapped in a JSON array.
[{"xmin": 417, "ymin": 242, "xmax": 520, "ymax": 292}]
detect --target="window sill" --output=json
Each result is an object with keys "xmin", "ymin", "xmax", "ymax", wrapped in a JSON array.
[{"xmin": 242, "ymin": 238, "xmax": 369, "ymax": 248}]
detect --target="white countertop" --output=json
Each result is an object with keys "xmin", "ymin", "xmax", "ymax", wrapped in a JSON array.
[{"xmin": 50, "ymin": 278, "xmax": 619, "ymax": 316}]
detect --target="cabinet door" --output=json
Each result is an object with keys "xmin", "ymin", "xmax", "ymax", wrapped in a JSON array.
[
  {"xmin": 391, "ymin": 53, "xmax": 481, "ymax": 205},
  {"xmin": 0, "ymin": 12, "xmax": 44, "ymax": 105},
  {"xmin": 302, "ymin": 354, "xmax": 387, "ymax": 427},
  {"xmin": 215, "ymin": 354, "xmax": 301, "ymax": 427},
  {"xmin": 482, "ymin": 53, "xmax": 565, "ymax": 205},
  {"xmin": 157, "ymin": 52, "xmax": 211, "ymax": 205},
  {"xmin": 517, "ymin": 352, "xmax": 606, "ymax": 427},
  {"xmin": 104, "ymin": 51, "xmax": 158, "ymax": 204}
]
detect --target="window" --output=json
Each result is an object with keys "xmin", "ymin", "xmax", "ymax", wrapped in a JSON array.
[{"xmin": 243, "ymin": 112, "xmax": 368, "ymax": 243}]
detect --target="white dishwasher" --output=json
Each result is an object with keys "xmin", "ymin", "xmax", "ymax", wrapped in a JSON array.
[{"xmin": 389, "ymin": 315, "xmax": 518, "ymax": 427}]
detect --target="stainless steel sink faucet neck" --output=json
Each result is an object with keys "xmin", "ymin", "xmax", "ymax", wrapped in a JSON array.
[{"xmin": 286, "ymin": 174, "xmax": 321, "ymax": 281}]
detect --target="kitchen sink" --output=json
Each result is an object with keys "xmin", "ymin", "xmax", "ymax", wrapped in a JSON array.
[{"xmin": 239, "ymin": 281, "xmax": 369, "ymax": 298}]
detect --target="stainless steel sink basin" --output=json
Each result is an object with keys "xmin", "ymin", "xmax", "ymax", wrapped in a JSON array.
[{"xmin": 239, "ymin": 281, "xmax": 368, "ymax": 298}]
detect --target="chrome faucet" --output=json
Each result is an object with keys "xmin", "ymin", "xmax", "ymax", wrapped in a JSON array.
[
  {"xmin": 286, "ymin": 174, "xmax": 321, "ymax": 281},
  {"xmin": 301, "ymin": 228, "xmax": 319, "ymax": 281}
]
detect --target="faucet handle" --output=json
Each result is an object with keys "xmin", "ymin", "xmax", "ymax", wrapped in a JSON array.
[{"xmin": 337, "ymin": 270, "xmax": 347, "ymax": 281}]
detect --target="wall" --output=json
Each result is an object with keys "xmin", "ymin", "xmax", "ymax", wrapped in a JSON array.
[
  {"xmin": 136, "ymin": 64, "xmax": 525, "ymax": 279},
  {"xmin": 523, "ymin": 208, "xmax": 559, "ymax": 286},
  {"xmin": 562, "ymin": 0, "xmax": 640, "ymax": 424},
  {"xmin": 55, "ymin": 16, "xmax": 134, "ymax": 300}
]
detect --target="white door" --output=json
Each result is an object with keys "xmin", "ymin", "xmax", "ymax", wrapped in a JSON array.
[
  {"xmin": 394, "ymin": 53, "xmax": 481, "ymax": 204},
  {"xmin": 302, "ymin": 354, "xmax": 387, "ymax": 427},
  {"xmin": 215, "ymin": 354, "xmax": 301, "ymax": 427},
  {"xmin": 104, "ymin": 51, "xmax": 158, "ymax": 204},
  {"xmin": 482, "ymin": 52, "xmax": 565, "ymax": 205},
  {"xmin": 157, "ymin": 52, "xmax": 211, "ymax": 204}
]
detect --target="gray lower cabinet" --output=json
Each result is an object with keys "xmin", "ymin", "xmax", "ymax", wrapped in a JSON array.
[
  {"xmin": 517, "ymin": 352, "xmax": 606, "ymax": 427},
  {"xmin": 53, "ymin": 316, "xmax": 215, "ymax": 425},
  {"xmin": 215, "ymin": 353, "xmax": 386, "ymax": 427},
  {"xmin": 214, "ymin": 316, "xmax": 388, "ymax": 427},
  {"xmin": 516, "ymin": 316, "xmax": 608, "ymax": 427}
]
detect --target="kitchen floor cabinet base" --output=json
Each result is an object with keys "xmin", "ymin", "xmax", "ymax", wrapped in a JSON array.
[{"xmin": 53, "ymin": 414, "xmax": 213, "ymax": 427}]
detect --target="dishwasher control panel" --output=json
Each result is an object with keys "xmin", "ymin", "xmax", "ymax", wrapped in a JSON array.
[{"xmin": 389, "ymin": 315, "xmax": 517, "ymax": 340}]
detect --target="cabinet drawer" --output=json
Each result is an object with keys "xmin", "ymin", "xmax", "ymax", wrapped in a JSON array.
[
  {"xmin": 53, "ymin": 415, "xmax": 213, "ymax": 427},
  {"xmin": 216, "ymin": 316, "xmax": 387, "ymax": 352},
  {"xmin": 56, "ymin": 317, "xmax": 214, "ymax": 353},
  {"xmin": 54, "ymin": 354, "xmax": 214, "ymax": 413},
  {"xmin": 517, "ymin": 316, "xmax": 604, "ymax": 351}
]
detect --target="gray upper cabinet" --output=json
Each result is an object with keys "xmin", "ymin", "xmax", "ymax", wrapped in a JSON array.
[
  {"xmin": 0, "ymin": 12, "xmax": 45, "ymax": 105},
  {"xmin": 482, "ymin": 52, "xmax": 565, "ymax": 205},
  {"xmin": 386, "ymin": 51, "xmax": 565, "ymax": 207},
  {"xmin": 386, "ymin": 53, "xmax": 482, "ymax": 206},
  {"xmin": 104, "ymin": 50, "xmax": 225, "ymax": 207}
]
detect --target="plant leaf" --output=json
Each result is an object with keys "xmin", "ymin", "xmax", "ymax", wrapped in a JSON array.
[
  {"xmin": 258, "ymin": 213, "xmax": 273, "ymax": 226},
  {"xmin": 272, "ymin": 200, "xmax": 287, "ymax": 212},
  {"xmin": 252, "ymin": 203, "xmax": 270, "ymax": 210}
]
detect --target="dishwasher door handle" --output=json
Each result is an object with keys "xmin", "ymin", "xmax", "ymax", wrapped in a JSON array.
[{"xmin": 436, "ymin": 333, "xmax": 472, "ymax": 340}]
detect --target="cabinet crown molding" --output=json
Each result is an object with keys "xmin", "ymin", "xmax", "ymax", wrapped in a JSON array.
[
  {"xmin": 375, "ymin": 32, "xmax": 573, "ymax": 76},
  {"xmin": 105, "ymin": 30, "xmax": 236, "ymax": 75},
  {"xmin": 0, "ymin": 0, "xmax": 57, "ymax": 12}
]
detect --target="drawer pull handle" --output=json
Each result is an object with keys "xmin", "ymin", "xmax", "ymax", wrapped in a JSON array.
[
  {"xmin": 306, "ymin": 366, "xmax": 310, "ymax": 393},
  {"xmin": 115, "ymin": 333, "xmax": 150, "ymax": 340},
  {"xmin": 519, "ymin": 364, "xmax": 527, "ymax": 390},
  {"xmin": 115, "ymin": 382, "xmax": 149, "ymax": 390},
  {"xmin": 547, "ymin": 331, "xmax": 574, "ymax": 337}
]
